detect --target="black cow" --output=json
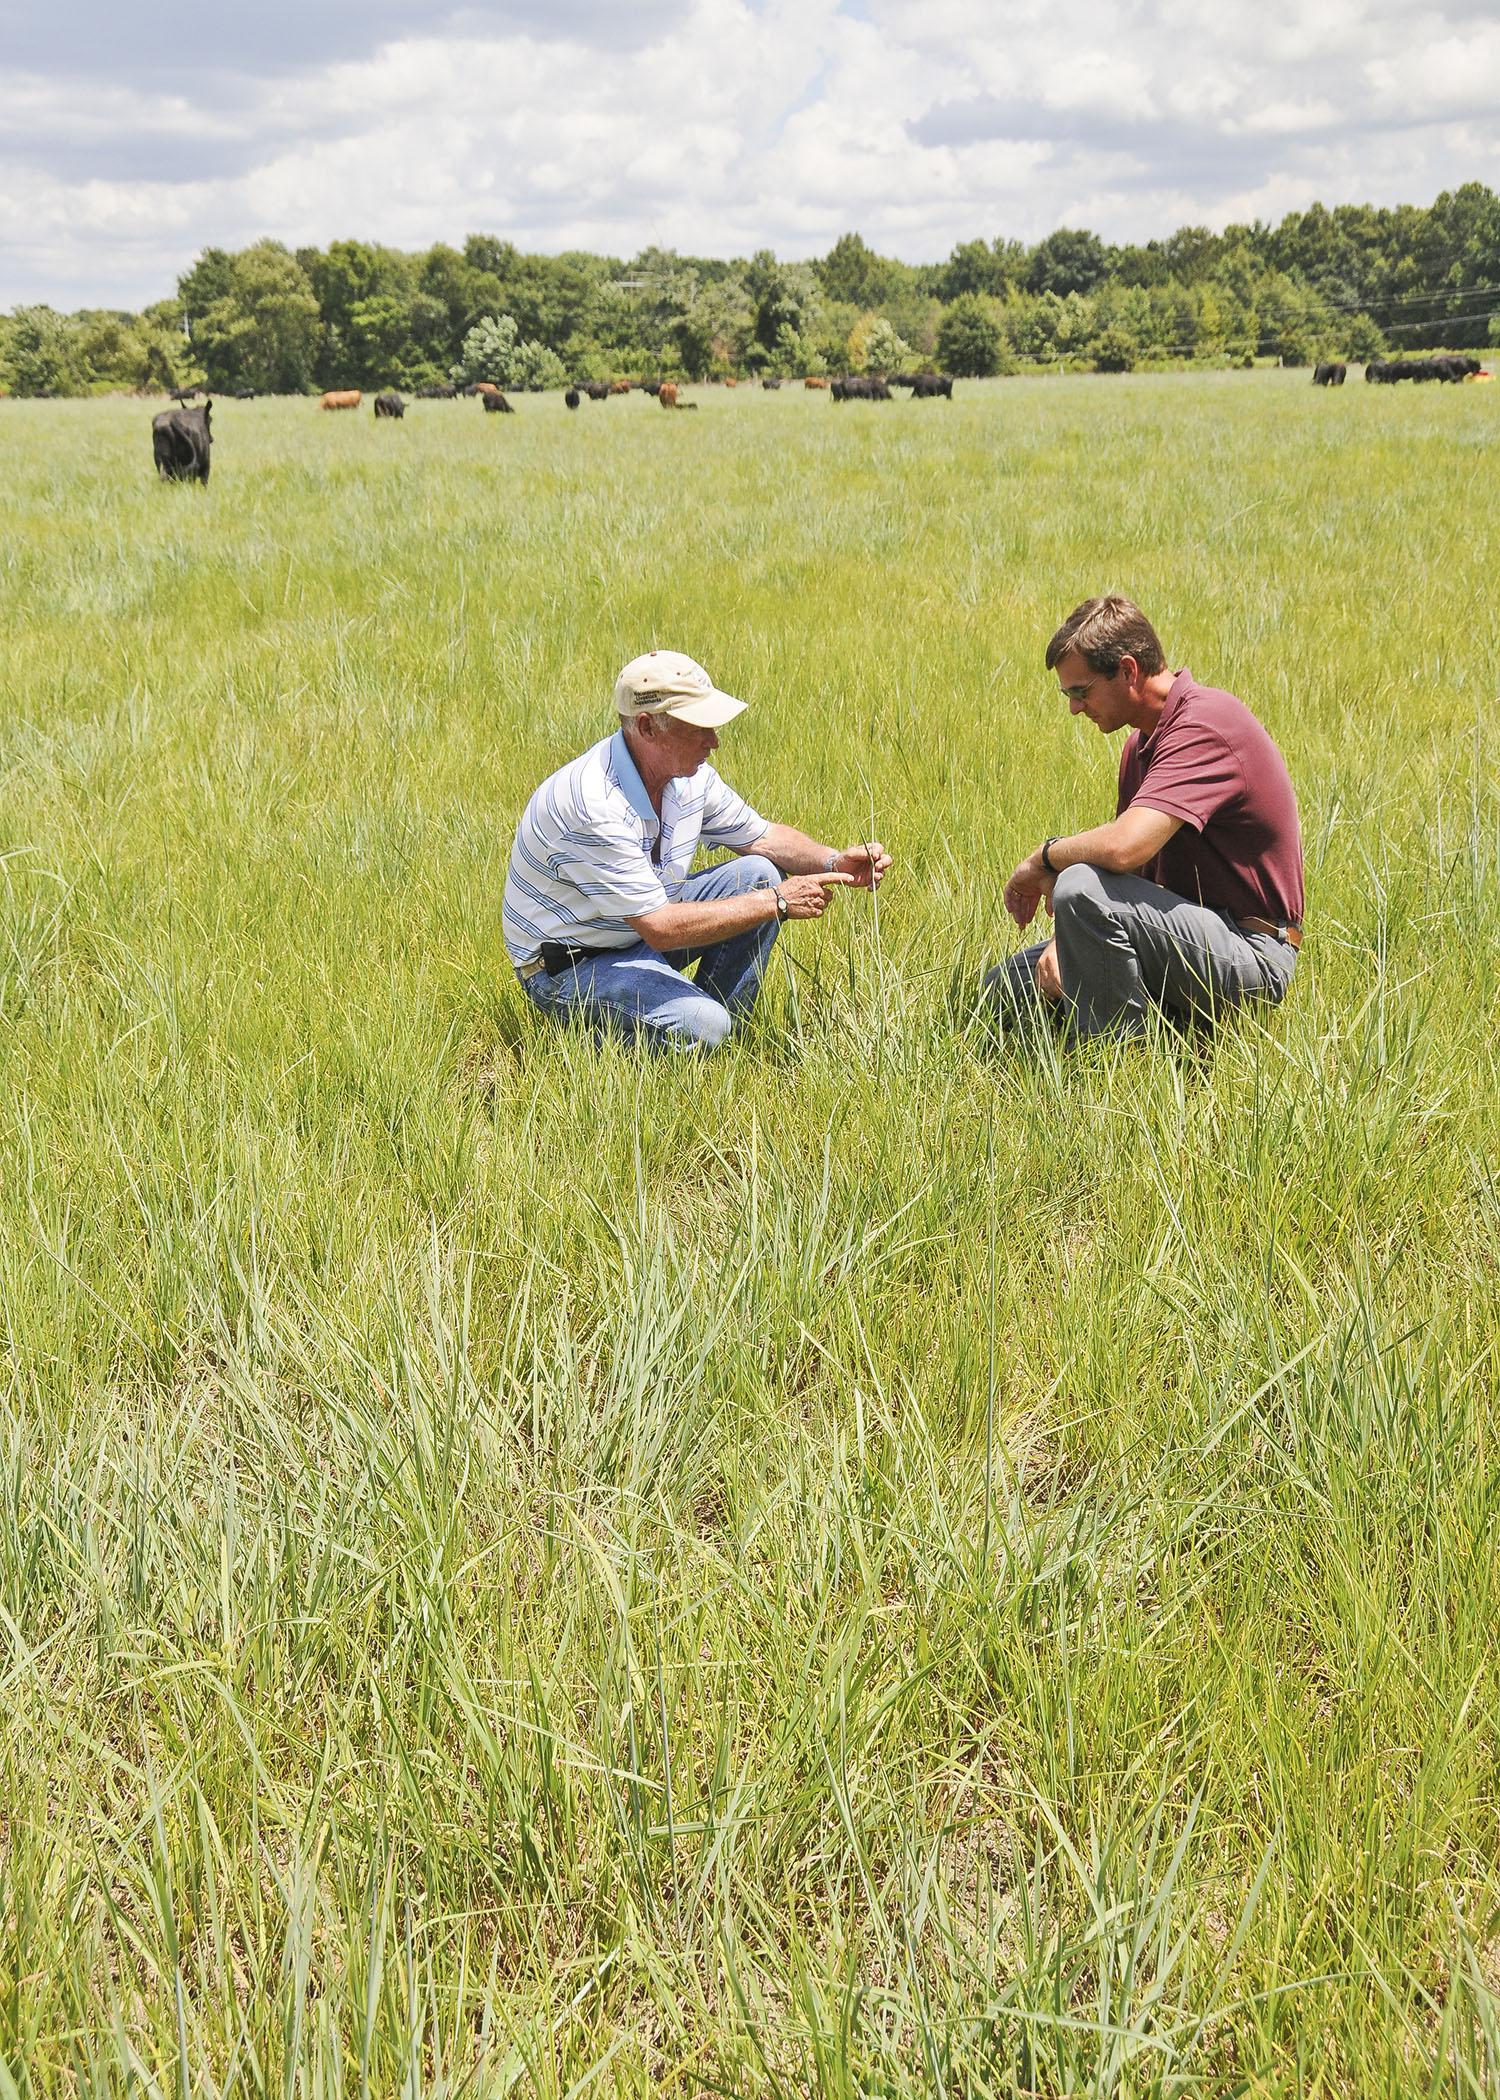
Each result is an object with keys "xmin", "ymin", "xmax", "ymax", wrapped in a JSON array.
[
  {"xmin": 152, "ymin": 401, "xmax": 212, "ymax": 483},
  {"xmin": 481, "ymin": 389, "xmax": 514, "ymax": 413},
  {"xmin": 888, "ymin": 372, "xmax": 952, "ymax": 398},
  {"xmin": 831, "ymin": 375, "xmax": 892, "ymax": 402},
  {"xmin": 374, "ymin": 390, "xmax": 405, "ymax": 418},
  {"xmin": 564, "ymin": 388, "xmax": 581, "ymax": 409},
  {"xmin": 574, "ymin": 380, "xmax": 611, "ymax": 401},
  {"xmin": 169, "ymin": 383, "xmax": 208, "ymax": 402},
  {"xmin": 234, "ymin": 388, "xmax": 257, "ymax": 400},
  {"xmin": 761, "ymin": 376, "xmax": 781, "ymax": 389},
  {"xmin": 638, "ymin": 380, "xmax": 663, "ymax": 396},
  {"xmin": 416, "ymin": 383, "xmax": 457, "ymax": 398},
  {"xmin": 1312, "ymin": 363, "xmax": 1347, "ymax": 386}
]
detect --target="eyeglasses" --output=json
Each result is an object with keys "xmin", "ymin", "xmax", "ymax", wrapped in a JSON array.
[{"xmin": 1060, "ymin": 676, "xmax": 1100, "ymax": 703}]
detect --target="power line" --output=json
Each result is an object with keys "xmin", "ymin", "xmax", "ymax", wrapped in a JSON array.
[
  {"xmin": 1104, "ymin": 279, "xmax": 1500, "ymax": 317},
  {"xmin": 1315, "ymin": 281, "xmax": 1500, "ymax": 315}
]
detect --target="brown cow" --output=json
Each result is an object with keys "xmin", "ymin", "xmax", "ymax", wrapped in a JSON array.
[
  {"xmin": 609, "ymin": 379, "xmax": 631, "ymax": 394},
  {"xmin": 320, "ymin": 390, "xmax": 361, "ymax": 410},
  {"xmin": 723, "ymin": 377, "xmax": 738, "ymax": 387},
  {"xmin": 658, "ymin": 382, "xmax": 679, "ymax": 410},
  {"xmin": 804, "ymin": 376, "xmax": 828, "ymax": 390}
]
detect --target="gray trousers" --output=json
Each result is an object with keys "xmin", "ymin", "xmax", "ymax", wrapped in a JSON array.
[{"xmin": 983, "ymin": 864, "xmax": 1297, "ymax": 1040}]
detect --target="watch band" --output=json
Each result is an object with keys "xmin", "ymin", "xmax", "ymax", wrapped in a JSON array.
[{"xmin": 1041, "ymin": 836, "xmax": 1061, "ymax": 875}]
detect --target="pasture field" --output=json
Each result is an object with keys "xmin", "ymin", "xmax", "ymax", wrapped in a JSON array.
[{"xmin": 0, "ymin": 374, "xmax": 1497, "ymax": 2097}]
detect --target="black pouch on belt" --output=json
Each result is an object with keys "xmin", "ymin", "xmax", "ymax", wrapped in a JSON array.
[{"xmin": 540, "ymin": 940, "xmax": 593, "ymax": 978}]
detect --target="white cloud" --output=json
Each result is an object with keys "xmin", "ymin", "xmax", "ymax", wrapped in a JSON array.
[{"xmin": 0, "ymin": 0, "xmax": 1495, "ymax": 307}]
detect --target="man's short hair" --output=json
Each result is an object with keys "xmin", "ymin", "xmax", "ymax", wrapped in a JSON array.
[{"xmin": 1045, "ymin": 596, "xmax": 1166, "ymax": 678}]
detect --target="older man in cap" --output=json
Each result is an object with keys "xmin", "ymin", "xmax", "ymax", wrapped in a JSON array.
[{"xmin": 504, "ymin": 650, "xmax": 892, "ymax": 1049}]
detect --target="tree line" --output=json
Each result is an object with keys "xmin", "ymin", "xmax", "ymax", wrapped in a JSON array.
[{"xmin": 3, "ymin": 184, "xmax": 1497, "ymax": 397}]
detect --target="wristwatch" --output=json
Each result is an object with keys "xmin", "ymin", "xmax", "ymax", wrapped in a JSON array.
[
  {"xmin": 1040, "ymin": 836, "xmax": 1061, "ymax": 875},
  {"xmin": 774, "ymin": 888, "xmax": 790, "ymax": 921}
]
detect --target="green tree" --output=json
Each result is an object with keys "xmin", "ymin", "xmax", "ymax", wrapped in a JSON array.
[
  {"xmin": 508, "ymin": 338, "xmax": 569, "ymax": 391},
  {"xmin": 1093, "ymin": 325, "xmax": 1136, "ymax": 373},
  {"xmin": 73, "ymin": 309, "xmax": 190, "ymax": 392},
  {"xmin": 189, "ymin": 243, "xmax": 320, "ymax": 392},
  {"xmin": 418, "ymin": 243, "xmax": 498, "ymax": 356},
  {"xmin": 1159, "ymin": 224, "xmax": 1224, "ymax": 283},
  {"xmin": 454, "ymin": 314, "xmax": 518, "ymax": 381},
  {"xmin": 1, "ymin": 306, "xmax": 83, "ymax": 395},
  {"xmin": 178, "ymin": 248, "xmax": 237, "ymax": 327},
  {"xmin": 768, "ymin": 321, "xmax": 812, "ymax": 376},
  {"xmin": 935, "ymin": 294, "xmax": 1003, "ymax": 376},
  {"xmin": 1345, "ymin": 312, "xmax": 1387, "ymax": 362},
  {"xmin": 1195, "ymin": 286, "xmax": 1227, "ymax": 360},
  {"xmin": 818, "ymin": 232, "xmax": 899, "ymax": 308},
  {"xmin": 1026, "ymin": 227, "xmax": 1108, "ymax": 297},
  {"xmin": 675, "ymin": 275, "xmax": 754, "ymax": 377},
  {"xmin": 942, "ymin": 238, "xmax": 1022, "ymax": 300},
  {"xmin": 1258, "ymin": 271, "xmax": 1324, "ymax": 364},
  {"xmin": 846, "ymin": 313, "xmax": 911, "ymax": 373},
  {"xmin": 454, "ymin": 313, "xmax": 566, "ymax": 389},
  {"xmin": 745, "ymin": 251, "xmax": 822, "ymax": 359}
]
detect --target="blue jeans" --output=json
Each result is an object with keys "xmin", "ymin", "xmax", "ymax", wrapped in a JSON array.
[
  {"xmin": 519, "ymin": 855, "xmax": 782, "ymax": 1050},
  {"xmin": 984, "ymin": 864, "xmax": 1297, "ymax": 1039}
]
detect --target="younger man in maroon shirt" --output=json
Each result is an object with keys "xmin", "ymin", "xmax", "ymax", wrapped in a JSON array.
[{"xmin": 987, "ymin": 596, "xmax": 1303, "ymax": 1039}]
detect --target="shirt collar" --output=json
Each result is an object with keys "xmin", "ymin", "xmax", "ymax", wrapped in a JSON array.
[
  {"xmin": 1141, "ymin": 668, "xmax": 1193, "ymax": 750},
  {"xmin": 608, "ymin": 727, "xmax": 658, "ymax": 828}
]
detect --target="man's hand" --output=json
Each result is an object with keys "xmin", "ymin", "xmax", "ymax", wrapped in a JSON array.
[
  {"xmin": 1035, "ymin": 938, "xmax": 1063, "ymax": 1003},
  {"xmin": 777, "ymin": 872, "xmax": 855, "ymax": 919},
  {"xmin": 1004, "ymin": 851, "xmax": 1055, "ymax": 930},
  {"xmin": 834, "ymin": 840, "xmax": 892, "ymax": 890}
]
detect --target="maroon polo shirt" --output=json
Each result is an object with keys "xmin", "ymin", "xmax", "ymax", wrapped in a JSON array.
[{"xmin": 1117, "ymin": 669, "xmax": 1304, "ymax": 925}]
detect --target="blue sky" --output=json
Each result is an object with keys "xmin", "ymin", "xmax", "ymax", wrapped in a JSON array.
[{"xmin": 2, "ymin": 0, "xmax": 1496, "ymax": 307}]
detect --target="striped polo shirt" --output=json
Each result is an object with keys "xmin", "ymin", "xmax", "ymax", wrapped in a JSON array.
[{"xmin": 502, "ymin": 729, "xmax": 768, "ymax": 965}]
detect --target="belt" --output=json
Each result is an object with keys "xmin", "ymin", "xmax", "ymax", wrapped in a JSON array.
[
  {"xmin": 515, "ymin": 940, "xmax": 628, "ymax": 981},
  {"xmin": 1237, "ymin": 915, "xmax": 1302, "ymax": 950}
]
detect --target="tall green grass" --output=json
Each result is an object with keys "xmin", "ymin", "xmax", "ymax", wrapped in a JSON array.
[{"xmin": 0, "ymin": 375, "xmax": 1496, "ymax": 2095}]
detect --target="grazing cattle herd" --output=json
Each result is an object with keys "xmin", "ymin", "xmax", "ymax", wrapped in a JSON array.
[
  {"xmin": 1364, "ymin": 355, "xmax": 1484, "ymax": 384},
  {"xmin": 142, "ymin": 358, "xmax": 1490, "ymax": 482}
]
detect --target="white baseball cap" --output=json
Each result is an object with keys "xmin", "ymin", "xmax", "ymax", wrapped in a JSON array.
[{"xmin": 613, "ymin": 650, "xmax": 747, "ymax": 729}]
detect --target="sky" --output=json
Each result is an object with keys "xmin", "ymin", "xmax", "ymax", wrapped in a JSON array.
[{"xmin": 2, "ymin": 0, "xmax": 1497, "ymax": 309}]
